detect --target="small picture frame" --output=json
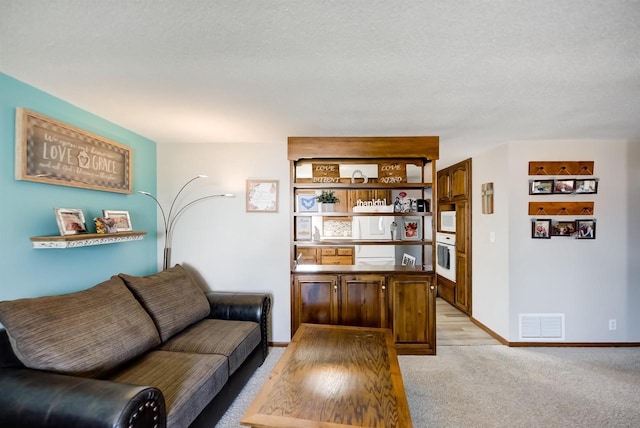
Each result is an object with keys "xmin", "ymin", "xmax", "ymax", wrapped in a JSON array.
[
  {"xmin": 297, "ymin": 193, "xmax": 318, "ymax": 212},
  {"xmin": 574, "ymin": 179, "xmax": 598, "ymax": 194},
  {"xmin": 551, "ymin": 221, "xmax": 576, "ymax": 237},
  {"xmin": 401, "ymin": 253, "xmax": 416, "ymax": 266},
  {"xmin": 576, "ymin": 219, "xmax": 596, "ymax": 239},
  {"xmin": 246, "ymin": 179, "xmax": 279, "ymax": 212},
  {"xmin": 94, "ymin": 217, "xmax": 118, "ymax": 234},
  {"xmin": 532, "ymin": 219, "xmax": 551, "ymax": 239},
  {"xmin": 102, "ymin": 210, "xmax": 132, "ymax": 231},
  {"xmin": 401, "ymin": 216, "xmax": 421, "ymax": 240},
  {"xmin": 295, "ymin": 216, "xmax": 312, "ymax": 241},
  {"xmin": 54, "ymin": 208, "xmax": 88, "ymax": 235},
  {"xmin": 554, "ymin": 179, "xmax": 575, "ymax": 194},
  {"xmin": 529, "ymin": 179, "xmax": 554, "ymax": 195}
]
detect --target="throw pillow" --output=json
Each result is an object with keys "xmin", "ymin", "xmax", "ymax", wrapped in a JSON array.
[
  {"xmin": 0, "ymin": 276, "xmax": 161, "ymax": 377},
  {"xmin": 119, "ymin": 264, "xmax": 210, "ymax": 342}
]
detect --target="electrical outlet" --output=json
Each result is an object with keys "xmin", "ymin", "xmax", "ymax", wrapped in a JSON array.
[{"xmin": 609, "ymin": 319, "xmax": 617, "ymax": 330}]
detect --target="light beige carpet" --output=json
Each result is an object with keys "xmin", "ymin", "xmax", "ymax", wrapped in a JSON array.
[{"xmin": 216, "ymin": 346, "xmax": 640, "ymax": 427}]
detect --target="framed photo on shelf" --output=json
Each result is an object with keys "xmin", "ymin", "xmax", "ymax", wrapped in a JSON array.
[
  {"xmin": 551, "ymin": 220, "xmax": 576, "ymax": 237},
  {"xmin": 94, "ymin": 217, "xmax": 118, "ymax": 234},
  {"xmin": 401, "ymin": 253, "xmax": 416, "ymax": 266},
  {"xmin": 295, "ymin": 216, "xmax": 312, "ymax": 241},
  {"xmin": 103, "ymin": 210, "xmax": 132, "ymax": 231},
  {"xmin": 401, "ymin": 216, "xmax": 420, "ymax": 240},
  {"xmin": 531, "ymin": 219, "xmax": 551, "ymax": 239},
  {"xmin": 576, "ymin": 219, "xmax": 596, "ymax": 239},
  {"xmin": 574, "ymin": 179, "xmax": 598, "ymax": 194},
  {"xmin": 529, "ymin": 179, "xmax": 554, "ymax": 195},
  {"xmin": 554, "ymin": 179, "xmax": 575, "ymax": 194},
  {"xmin": 54, "ymin": 208, "xmax": 88, "ymax": 235},
  {"xmin": 246, "ymin": 179, "xmax": 279, "ymax": 212},
  {"xmin": 297, "ymin": 193, "xmax": 318, "ymax": 212}
]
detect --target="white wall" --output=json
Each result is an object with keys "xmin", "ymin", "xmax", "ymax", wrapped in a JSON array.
[
  {"xmin": 157, "ymin": 142, "xmax": 291, "ymax": 343},
  {"xmin": 472, "ymin": 144, "xmax": 510, "ymax": 339},
  {"xmin": 157, "ymin": 139, "xmax": 639, "ymax": 345},
  {"xmin": 626, "ymin": 142, "xmax": 640, "ymax": 339},
  {"xmin": 474, "ymin": 140, "xmax": 639, "ymax": 342}
]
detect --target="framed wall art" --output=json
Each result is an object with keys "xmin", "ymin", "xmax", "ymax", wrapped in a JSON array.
[
  {"xmin": 554, "ymin": 179, "xmax": 575, "ymax": 194},
  {"xmin": 551, "ymin": 221, "xmax": 576, "ymax": 237},
  {"xmin": 246, "ymin": 179, "xmax": 279, "ymax": 212},
  {"xmin": 15, "ymin": 108, "xmax": 132, "ymax": 193},
  {"xmin": 574, "ymin": 179, "xmax": 598, "ymax": 194},
  {"xmin": 103, "ymin": 210, "xmax": 132, "ymax": 232},
  {"xmin": 529, "ymin": 179, "xmax": 554, "ymax": 195},
  {"xmin": 531, "ymin": 219, "xmax": 551, "ymax": 239},
  {"xmin": 576, "ymin": 219, "xmax": 596, "ymax": 239},
  {"xmin": 54, "ymin": 208, "xmax": 88, "ymax": 235}
]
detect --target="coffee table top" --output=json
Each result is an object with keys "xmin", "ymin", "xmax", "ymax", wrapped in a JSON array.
[{"xmin": 241, "ymin": 324, "xmax": 412, "ymax": 427}]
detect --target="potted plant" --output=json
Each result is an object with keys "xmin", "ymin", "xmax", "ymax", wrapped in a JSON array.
[{"xmin": 316, "ymin": 190, "xmax": 340, "ymax": 212}]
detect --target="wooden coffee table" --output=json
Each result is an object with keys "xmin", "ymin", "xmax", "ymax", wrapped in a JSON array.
[{"xmin": 241, "ymin": 324, "xmax": 412, "ymax": 427}]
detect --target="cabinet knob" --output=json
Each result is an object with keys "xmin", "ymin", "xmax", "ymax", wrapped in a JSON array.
[
  {"xmin": 382, "ymin": 285, "xmax": 386, "ymax": 290},
  {"xmin": 430, "ymin": 285, "xmax": 435, "ymax": 290},
  {"xmin": 334, "ymin": 285, "xmax": 338, "ymax": 292}
]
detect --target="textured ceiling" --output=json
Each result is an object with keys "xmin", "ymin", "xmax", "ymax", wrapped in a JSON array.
[{"xmin": 1, "ymin": 1, "xmax": 639, "ymax": 165}]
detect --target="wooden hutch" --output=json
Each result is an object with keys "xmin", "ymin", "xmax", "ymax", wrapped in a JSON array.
[{"xmin": 289, "ymin": 136, "xmax": 439, "ymax": 355}]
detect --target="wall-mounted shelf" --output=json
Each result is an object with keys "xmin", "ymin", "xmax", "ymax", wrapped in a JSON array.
[
  {"xmin": 528, "ymin": 202, "xmax": 594, "ymax": 216},
  {"xmin": 30, "ymin": 231, "xmax": 146, "ymax": 249}
]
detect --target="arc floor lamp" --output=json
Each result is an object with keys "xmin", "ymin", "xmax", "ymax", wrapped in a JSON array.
[{"xmin": 139, "ymin": 175, "xmax": 234, "ymax": 270}]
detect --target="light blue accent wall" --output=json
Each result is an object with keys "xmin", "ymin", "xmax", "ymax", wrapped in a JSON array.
[{"xmin": 0, "ymin": 73, "xmax": 158, "ymax": 303}]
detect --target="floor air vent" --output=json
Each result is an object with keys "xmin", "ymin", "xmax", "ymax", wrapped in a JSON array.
[{"xmin": 519, "ymin": 314, "xmax": 565, "ymax": 340}]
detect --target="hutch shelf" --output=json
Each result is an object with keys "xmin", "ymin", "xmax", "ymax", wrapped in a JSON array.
[{"xmin": 288, "ymin": 136, "xmax": 439, "ymax": 355}]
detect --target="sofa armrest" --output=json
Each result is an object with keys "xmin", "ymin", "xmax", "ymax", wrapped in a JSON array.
[
  {"xmin": 0, "ymin": 368, "xmax": 166, "ymax": 428},
  {"xmin": 205, "ymin": 292, "xmax": 271, "ymax": 362}
]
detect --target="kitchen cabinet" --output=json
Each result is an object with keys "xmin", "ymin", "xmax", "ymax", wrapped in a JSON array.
[
  {"xmin": 296, "ymin": 246, "xmax": 354, "ymax": 265},
  {"xmin": 292, "ymin": 273, "xmax": 435, "ymax": 354},
  {"xmin": 289, "ymin": 136, "xmax": 439, "ymax": 354},
  {"xmin": 438, "ymin": 158, "xmax": 470, "ymax": 202},
  {"xmin": 292, "ymin": 275, "xmax": 338, "ymax": 326},
  {"xmin": 436, "ymin": 159, "xmax": 472, "ymax": 316},
  {"xmin": 291, "ymin": 274, "xmax": 386, "ymax": 330},
  {"xmin": 389, "ymin": 275, "xmax": 436, "ymax": 355},
  {"xmin": 340, "ymin": 275, "xmax": 387, "ymax": 328}
]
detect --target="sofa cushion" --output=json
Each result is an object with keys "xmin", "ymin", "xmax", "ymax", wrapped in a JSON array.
[
  {"xmin": 0, "ymin": 276, "xmax": 161, "ymax": 377},
  {"xmin": 160, "ymin": 319, "xmax": 261, "ymax": 374},
  {"xmin": 107, "ymin": 350, "xmax": 228, "ymax": 428},
  {"xmin": 119, "ymin": 265, "xmax": 210, "ymax": 342}
]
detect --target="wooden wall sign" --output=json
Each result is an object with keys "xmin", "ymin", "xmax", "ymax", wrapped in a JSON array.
[
  {"xmin": 15, "ymin": 108, "xmax": 132, "ymax": 193},
  {"xmin": 311, "ymin": 163, "xmax": 341, "ymax": 183},
  {"xmin": 481, "ymin": 182, "xmax": 494, "ymax": 214},
  {"xmin": 378, "ymin": 161, "xmax": 407, "ymax": 184}
]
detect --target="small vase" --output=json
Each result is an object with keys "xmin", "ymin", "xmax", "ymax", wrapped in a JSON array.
[{"xmin": 320, "ymin": 203, "xmax": 335, "ymax": 212}]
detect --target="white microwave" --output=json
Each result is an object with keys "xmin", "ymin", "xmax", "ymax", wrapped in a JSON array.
[{"xmin": 441, "ymin": 211, "xmax": 456, "ymax": 233}]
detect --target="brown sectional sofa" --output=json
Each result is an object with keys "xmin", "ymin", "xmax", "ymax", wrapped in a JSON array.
[{"xmin": 0, "ymin": 265, "xmax": 271, "ymax": 428}]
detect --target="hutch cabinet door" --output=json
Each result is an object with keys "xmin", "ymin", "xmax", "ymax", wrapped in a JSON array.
[
  {"xmin": 339, "ymin": 275, "xmax": 387, "ymax": 328},
  {"xmin": 292, "ymin": 275, "xmax": 339, "ymax": 334},
  {"xmin": 389, "ymin": 275, "xmax": 435, "ymax": 351}
]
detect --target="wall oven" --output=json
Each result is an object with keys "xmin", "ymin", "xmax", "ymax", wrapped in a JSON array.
[{"xmin": 436, "ymin": 232, "xmax": 456, "ymax": 282}]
